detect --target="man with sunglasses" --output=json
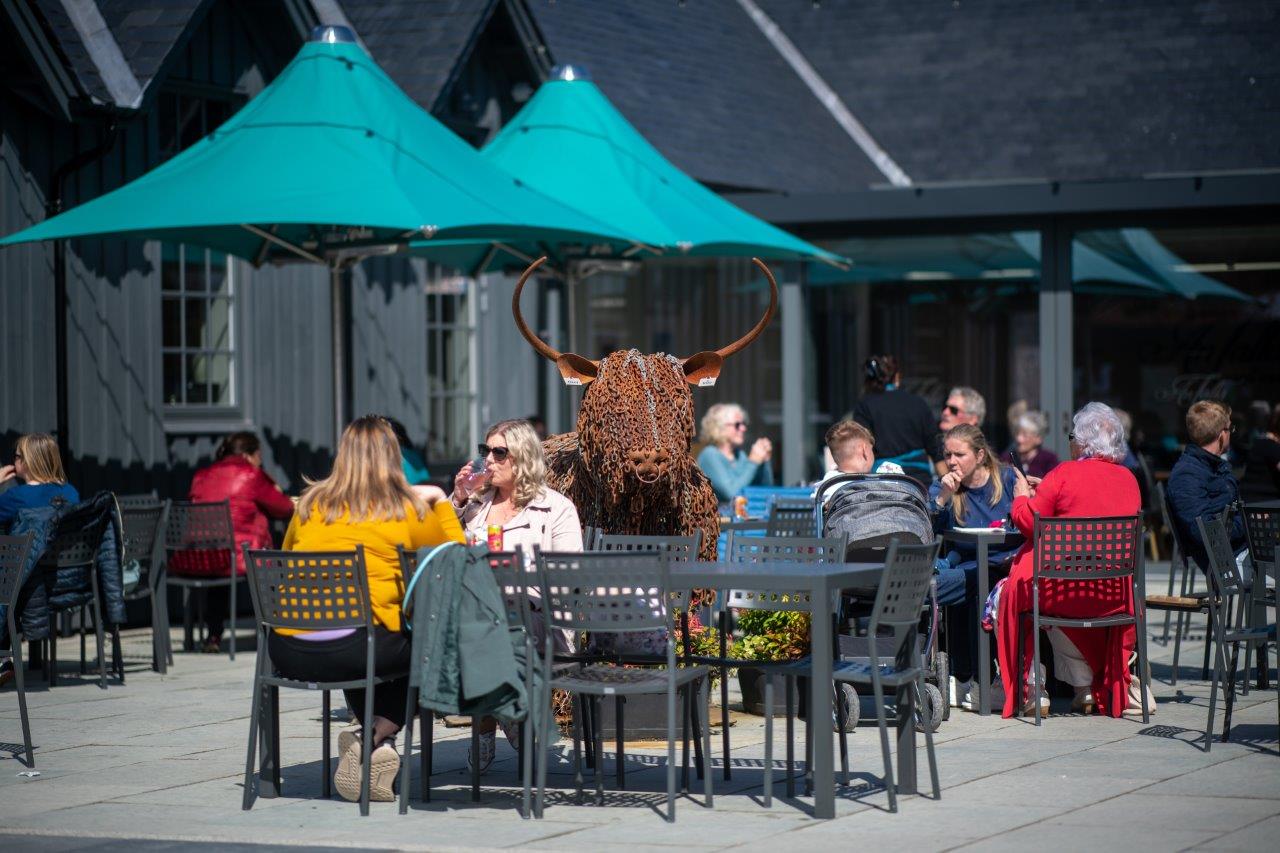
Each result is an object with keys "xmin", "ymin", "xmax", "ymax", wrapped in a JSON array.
[{"xmin": 935, "ymin": 386, "xmax": 987, "ymax": 476}]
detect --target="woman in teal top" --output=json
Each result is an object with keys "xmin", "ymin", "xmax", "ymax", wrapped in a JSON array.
[{"xmin": 695, "ymin": 402, "xmax": 773, "ymax": 511}]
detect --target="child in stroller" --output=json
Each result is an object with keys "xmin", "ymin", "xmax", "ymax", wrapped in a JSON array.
[{"xmin": 815, "ymin": 471, "xmax": 949, "ymax": 730}]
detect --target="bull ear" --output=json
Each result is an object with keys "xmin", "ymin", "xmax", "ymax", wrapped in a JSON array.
[
  {"xmin": 556, "ymin": 353, "xmax": 599, "ymax": 386},
  {"xmin": 681, "ymin": 351, "xmax": 724, "ymax": 387}
]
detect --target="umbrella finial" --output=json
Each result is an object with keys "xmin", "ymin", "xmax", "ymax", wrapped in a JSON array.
[
  {"xmin": 310, "ymin": 25, "xmax": 357, "ymax": 44},
  {"xmin": 551, "ymin": 64, "xmax": 592, "ymax": 82}
]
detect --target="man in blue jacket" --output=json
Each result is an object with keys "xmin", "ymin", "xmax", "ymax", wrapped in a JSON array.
[{"xmin": 1167, "ymin": 400, "xmax": 1250, "ymax": 576}]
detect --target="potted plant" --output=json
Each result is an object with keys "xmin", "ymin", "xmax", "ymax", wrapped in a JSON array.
[{"xmin": 729, "ymin": 610, "xmax": 809, "ymax": 715}]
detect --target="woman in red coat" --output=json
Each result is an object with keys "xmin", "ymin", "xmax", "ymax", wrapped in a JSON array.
[
  {"xmin": 996, "ymin": 402, "xmax": 1141, "ymax": 718},
  {"xmin": 187, "ymin": 432, "xmax": 295, "ymax": 652}
]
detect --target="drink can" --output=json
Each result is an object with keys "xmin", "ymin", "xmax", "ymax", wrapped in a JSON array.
[
  {"xmin": 734, "ymin": 495, "xmax": 748, "ymax": 519},
  {"xmin": 486, "ymin": 524, "xmax": 504, "ymax": 551}
]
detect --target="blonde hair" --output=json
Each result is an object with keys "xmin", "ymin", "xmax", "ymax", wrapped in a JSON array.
[
  {"xmin": 699, "ymin": 402, "xmax": 745, "ymax": 446},
  {"xmin": 825, "ymin": 419, "xmax": 874, "ymax": 464},
  {"xmin": 1186, "ymin": 400, "xmax": 1231, "ymax": 447},
  {"xmin": 297, "ymin": 415, "xmax": 426, "ymax": 524},
  {"xmin": 15, "ymin": 433, "xmax": 66, "ymax": 485},
  {"xmin": 943, "ymin": 424, "xmax": 1004, "ymax": 521},
  {"xmin": 478, "ymin": 419, "xmax": 547, "ymax": 509}
]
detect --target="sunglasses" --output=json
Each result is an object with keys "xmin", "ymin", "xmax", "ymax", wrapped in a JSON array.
[
  {"xmin": 477, "ymin": 443, "xmax": 510, "ymax": 462},
  {"xmin": 730, "ymin": 422, "xmax": 748, "ymax": 430},
  {"xmin": 942, "ymin": 404, "xmax": 962, "ymax": 416}
]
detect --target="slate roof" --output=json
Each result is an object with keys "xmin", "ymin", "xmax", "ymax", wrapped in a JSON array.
[
  {"xmin": 526, "ymin": 0, "xmax": 881, "ymax": 193},
  {"xmin": 340, "ymin": 0, "xmax": 493, "ymax": 112},
  {"xmin": 32, "ymin": 0, "xmax": 211, "ymax": 107},
  {"xmin": 756, "ymin": 0, "xmax": 1280, "ymax": 186}
]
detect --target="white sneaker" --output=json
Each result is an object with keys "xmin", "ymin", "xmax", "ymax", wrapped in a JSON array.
[
  {"xmin": 959, "ymin": 679, "xmax": 1002, "ymax": 712},
  {"xmin": 468, "ymin": 729, "xmax": 496, "ymax": 773},
  {"xmin": 333, "ymin": 728, "xmax": 400, "ymax": 802},
  {"xmin": 950, "ymin": 677, "xmax": 972, "ymax": 709}
]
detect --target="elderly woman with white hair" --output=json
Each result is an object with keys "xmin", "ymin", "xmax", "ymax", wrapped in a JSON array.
[
  {"xmin": 1001, "ymin": 409, "xmax": 1060, "ymax": 479},
  {"xmin": 994, "ymin": 402, "xmax": 1143, "ymax": 719},
  {"xmin": 696, "ymin": 402, "xmax": 773, "ymax": 512}
]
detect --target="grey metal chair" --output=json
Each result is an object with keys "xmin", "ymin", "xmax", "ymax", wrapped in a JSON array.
[
  {"xmin": 118, "ymin": 498, "xmax": 172, "ymax": 675},
  {"xmin": 1, "ymin": 532, "xmax": 36, "ymax": 767},
  {"xmin": 241, "ymin": 545, "xmax": 397, "ymax": 815},
  {"xmin": 770, "ymin": 539, "xmax": 942, "ymax": 813},
  {"xmin": 1199, "ymin": 511, "xmax": 1278, "ymax": 751},
  {"xmin": 394, "ymin": 546, "xmax": 536, "ymax": 812},
  {"xmin": 533, "ymin": 548, "xmax": 712, "ymax": 822},
  {"xmin": 766, "ymin": 499, "xmax": 818, "ymax": 538},
  {"xmin": 163, "ymin": 500, "xmax": 240, "ymax": 659},
  {"xmin": 594, "ymin": 533, "xmax": 705, "ymax": 787},
  {"xmin": 115, "ymin": 492, "xmax": 161, "ymax": 510},
  {"xmin": 38, "ymin": 519, "xmax": 114, "ymax": 688},
  {"xmin": 706, "ymin": 532, "xmax": 847, "ymax": 790},
  {"xmin": 1018, "ymin": 513, "xmax": 1149, "ymax": 726},
  {"xmin": 1240, "ymin": 503, "xmax": 1278, "ymax": 692},
  {"xmin": 1145, "ymin": 483, "xmax": 1212, "ymax": 685}
]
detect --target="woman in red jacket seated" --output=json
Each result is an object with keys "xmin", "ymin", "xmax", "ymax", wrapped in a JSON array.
[
  {"xmin": 187, "ymin": 431, "xmax": 295, "ymax": 652},
  {"xmin": 996, "ymin": 402, "xmax": 1142, "ymax": 718}
]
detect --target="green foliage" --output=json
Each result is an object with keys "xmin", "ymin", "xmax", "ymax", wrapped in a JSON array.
[{"xmin": 729, "ymin": 609, "xmax": 810, "ymax": 662}]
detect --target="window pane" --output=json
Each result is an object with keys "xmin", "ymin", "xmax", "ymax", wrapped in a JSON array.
[
  {"xmin": 162, "ymin": 298, "xmax": 181, "ymax": 347},
  {"xmin": 185, "ymin": 354, "xmax": 210, "ymax": 404},
  {"xmin": 208, "ymin": 298, "xmax": 231, "ymax": 350},
  {"xmin": 161, "ymin": 247, "xmax": 181, "ymax": 292},
  {"xmin": 163, "ymin": 354, "xmax": 183, "ymax": 404},
  {"xmin": 184, "ymin": 246, "xmax": 207, "ymax": 292},
  {"xmin": 158, "ymin": 93, "xmax": 178, "ymax": 160},
  {"xmin": 208, "ymin": 355, "xmax": 232, "ymax": 404},
  {"xmin": 179, "ymin": 96, "xmax": 203, "ymax": 150},
  {"xmin": 208, "ymin": 252, "xmax": 230, "ymax": 296},
  {"xmin": 184, "ymin": 298, "xmax": 208, "ymax": 348}
]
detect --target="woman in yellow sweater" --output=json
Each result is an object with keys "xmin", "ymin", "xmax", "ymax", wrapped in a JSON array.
[{"xmin": 270, "ymin": 415, "xmax": 464, "ymax": 803}]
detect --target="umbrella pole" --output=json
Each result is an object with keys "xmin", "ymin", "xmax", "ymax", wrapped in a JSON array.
[{"xmin": 331, "ymin": 263, "xmax": 346, "ymax": 445}]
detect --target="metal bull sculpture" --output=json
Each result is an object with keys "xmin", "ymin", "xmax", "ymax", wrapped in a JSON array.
[{"xmin": 512, "ymin": 256, "xmax": 779, "ymax": 571}]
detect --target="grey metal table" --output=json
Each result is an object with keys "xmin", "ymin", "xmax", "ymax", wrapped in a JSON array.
[
  {"xmin": 670, "ymin": 560, "xmax": 893, "ymax": 820},
  {"xmin": 941, "ymin": 528, "xmax": 1023, "ymax": 716}
]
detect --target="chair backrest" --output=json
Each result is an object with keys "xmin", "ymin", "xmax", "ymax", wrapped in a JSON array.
[
  {"xmin": 596, "ymin": 532, "xmax": 702, "ymax": 562},
  {"xmin": 1197, "ymin": 510, "xmax": 1247, "ymax": 598},
  {"xmin": 0, "ymin": 532, "xmax": 35, "ymax": 612},
  {"xmin": 41, "ymin": 518, "xmax": 106, "ymax": 570},
  {"xmin": 767, "ymin": 499, "xmax": 817, "ymax": 537},
  {"xmin": 1241, "ymin": 504, "xmax": 1278, "ymax": 571},
  {"xmin": 868, "ymin": 540, "xmax": 943, "ymax": 638},
  {"xmin": 535, "ymin": 549, "xmax": 671, "ymax": 635},
  {"xmin": 582, "ymin": 525, "xmax": 601, "ymax": 550},
  {"xmin": 165, "ymin": 500, "xmax": 235, "ymax": 575},
  {"xmin": 116, "ymin": 492, "xmax": 161, "ymax": 510},
  {"xmin": 1031, "ymin": 513, "xmax": 1142, "ymax": 582},
  {"xmin": 485, "ymin": 550, "xmax": 534, "ymax": 631},
  {"xmin": 1157, "ymin": 481, "xmax": 1187, "ymax": 568},
  {"xmin": 723, "ymin": 533, "xmax": 847, "ymax": 612},
  {"xmin": 243, "ymin": 546, "xmax": 374, "ymax": 632},
  {"xmin": 119, "ymin": 500, "xmax": 169, "ymax": 568}
]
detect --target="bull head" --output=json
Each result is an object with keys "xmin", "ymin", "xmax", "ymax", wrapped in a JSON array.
[{"xmin": 513, "ymin": 256, "xmax": 778, "ymax": 502}]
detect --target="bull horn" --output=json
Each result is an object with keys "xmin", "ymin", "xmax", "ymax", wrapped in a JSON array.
[
  {"xmin": 512, "ymin": 256, "xmax": 560, "ymax": 362},
  {"xmin": 714, "ymin": 257, "xmax": 778, "ymax": 360}
]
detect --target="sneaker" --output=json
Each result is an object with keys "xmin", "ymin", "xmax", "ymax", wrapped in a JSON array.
[
  {"xmin": 467, "ymin": 729, "xmax": 496, "ymax": 774},
  {"xmin": 1070, "ymin": 688, "xmax": 1096, "ymax": 714},
  {"xmin": 334, "ymin": 726, "xmax": 400, "ymax": 802},
  {"xmin": 957, "ymin": 679, "xmax": 1001, "ymax": 712},
  {"xmin": 949, "ymin": 677, "xmax": 970, "ymax": 708},
  {"xmin": 201, "ymin": 637, "xmax": 222, "ymax": 654}
]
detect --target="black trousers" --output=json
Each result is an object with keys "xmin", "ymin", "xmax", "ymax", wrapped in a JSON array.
[
  {"xmin": 204, "ymin": 587, "xmax": 229, "ymax": 641},
  {"xmin": 267, "ymin": 627, "xmax": 412, "ymax": 727}
]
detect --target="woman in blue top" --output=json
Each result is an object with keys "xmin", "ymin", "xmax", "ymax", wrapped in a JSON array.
[
  {"xmin": 0, "ymin": 433, "xmax": 80, "ymax": 530},
  {"xmin": 696, "ymin": 402, "xmax": 773, "ymax": 513},
  {"xmin": 928, "ymin": 423, "xmax": 1025, "ymax": 709}
]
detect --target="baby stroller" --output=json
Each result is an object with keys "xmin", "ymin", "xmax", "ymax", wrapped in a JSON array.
[{"xmin": 815, "ymin": 473, "xmax": 948, "ymax": 731}]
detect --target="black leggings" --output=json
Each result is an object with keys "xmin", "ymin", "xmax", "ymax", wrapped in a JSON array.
[{"xmin": 267, "ymin": 627, "xmax": 412, "ymax": 727}]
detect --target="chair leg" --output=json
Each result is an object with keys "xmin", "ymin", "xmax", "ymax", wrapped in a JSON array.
[
  {"xmin": 322, "ymin": 691, "xmax": 332, "ymax": 799},
  {"xmin": 242, "ymin": 674, "xmax": 264, "ymax": 810},
  {"xmin": 763, "ymin": 673, "xmax": 774, "ymax": 807},
  {"xmin": 470, "ymin": 724, "xmax": 481, "ymax": 803},
  {"xmin": 535, "ymin": 682, "xmax": 549, "ymax": 819},
  {"xmin": 229, "ymin": 578, "xmax": 237, "ymax": 661},
  {"xmin": 421, "ymin": 707, "xmax": 432, "ymax": 804},
  {"xmin": 690, "ymin": 688, "xmax": 705, "ymax": 780},
  {"xmin": 79, "ymin": 605, "xmax": 87, "ymax": 674},
  {"xmin": 1223, "ymin": 641, "xmax": 1241, "ymax": 743},
  {"xmin": 719, "ymin": 609, "xmax": 731, "ymax": 781},
  {"xmin": 13, "ymin": 643, "xmax": 34, "ymax": 768},
  {"xmin": 398, "ymin": 688, "xmax": 414, "ymax": 814},
  {"xmin": 681, "ymin": 684, "xmax": 691, "ymax": 791},
  {"xmin": 871, "ymin": 678, "xmax": 897, "ymax": 813},
  {"xmin": 836, "ymin": 682, "xmax": 849, "ymax": 786},
  {"xmin": 111, "ymin": 625, "xmax": 124, "ymax": 684},
  {"xmin": 1032, "ymin": 613, "xmax": 1042, "ymax": 726},
  {"xmin": 359, "ymin": 683, "xmax": 375, "ymax": 816},
  {"xmin": 571, "ymin": 695, "xmax": 585, "ymax": 803},
  {"xmin": 916, "ymin": 676, "xmax": 941, "ymax": 800},
  {"xmin": 582, "ymin": 693, "xmax": 595, "ymax": 770},
  {"xmin": 592, "ymin": 697, "xmax": 605, "ymax": 806},
  {"xmin": 90, "ymin": 574, "xmax": 106, "ymax": 690},
  {"xmin": 701, "ymin": 676, "xmax": 713, "ymax": 808},
  {"xmin": 1136, "ymin": 606, "xmax": 1151, "ymax": 725},
  {"xmin": 615, "ymin": 696, "xmax": 626, "ymax": 790},
  {"xmin": 1205, "ymin": 617, "xmax": 1229, "ymax": 752},
  {"xmin": 521, "ymin": 705, "xmax": 534, "ymax": 819},
  {"xmin": 1170, "ymin": 610, "xmax": 1185, "ymax": 684},
  {"xmin": 48, "ymin": 615, "xmax": 58, "ymax": 687},
  {"xmin": 666, "ymin": 684, "xmax": 677, "ymax": 823},
  {"xmin": 785, "ymin": 675, "xmax": 796, "ymax": 799},
  {"xmin": 1202, "ymin": 607, "xmax": 1213, "ymax": 681}
]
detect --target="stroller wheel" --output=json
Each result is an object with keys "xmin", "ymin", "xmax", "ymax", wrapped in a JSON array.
[
  {"xmin": 836, "ymin": 683, "xmax": 859, "ymax": 731},
  {"xmin": 916, "ymin": 683, "xmax": 944, "ymax": 733},
  {"xmin": 933, "ymin": 651, "xmax": 950, "ymax": 721}
]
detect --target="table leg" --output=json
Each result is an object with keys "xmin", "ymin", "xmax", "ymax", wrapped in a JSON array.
[
  {"xmin": 810, "ymin": 579, "xmax": 834, "ymax": 819},
  {"xmin": 977, "ymin": 538, "xmax": 991, "ymax": 716}
]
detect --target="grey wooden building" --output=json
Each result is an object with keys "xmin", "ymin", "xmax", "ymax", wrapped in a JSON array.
[{"xmin": 4, "ymin": 0, "xmax": 1279, "ymax": 500}]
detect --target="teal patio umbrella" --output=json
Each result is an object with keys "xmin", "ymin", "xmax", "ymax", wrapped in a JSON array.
[
  {"xmin": 410, "ymin": 65, "xmax": 846, "ymax": 275},
  {"xmin": 0, "ymin": 28, "xmax": 638, "ymax": 437}
]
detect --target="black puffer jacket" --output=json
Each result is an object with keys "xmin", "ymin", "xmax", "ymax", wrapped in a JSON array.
[{"xmin": 1, "ymin": 492, "xmax": 125, "ymax": 644}]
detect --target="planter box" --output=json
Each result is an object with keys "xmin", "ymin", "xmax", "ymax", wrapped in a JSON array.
[
  {"xmin": 738, "ymin": 665, "xmax": 804, "ymax": 716},
  {"xmin": 591, "ymin": 692, "xmax": 677, "ymax": 741}
]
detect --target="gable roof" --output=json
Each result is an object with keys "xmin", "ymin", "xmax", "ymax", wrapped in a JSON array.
[
  {"xmin": 525, "ymin": 0, "xmax": 882, "ymax": 193},
  {"xmin": 339, "ymin": 0, "xmax": 494, "ymax": 112},
  {"xmin": 756, "ymin": 0, "xmax": 1280, "ymax": 187}
]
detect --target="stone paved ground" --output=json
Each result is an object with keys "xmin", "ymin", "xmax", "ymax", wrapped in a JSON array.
[{"xmin": 1, "ymin": 563, "xmax": 1276, "ymax": 852}]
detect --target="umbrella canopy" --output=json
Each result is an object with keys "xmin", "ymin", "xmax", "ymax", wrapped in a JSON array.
[
  {"xmin": 410, "ymin": 65, "xmax": 845, "ymax": 274},
  {"xmin": 0, "ymin": 34, "xmax": 635, "ymax": 263}
]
